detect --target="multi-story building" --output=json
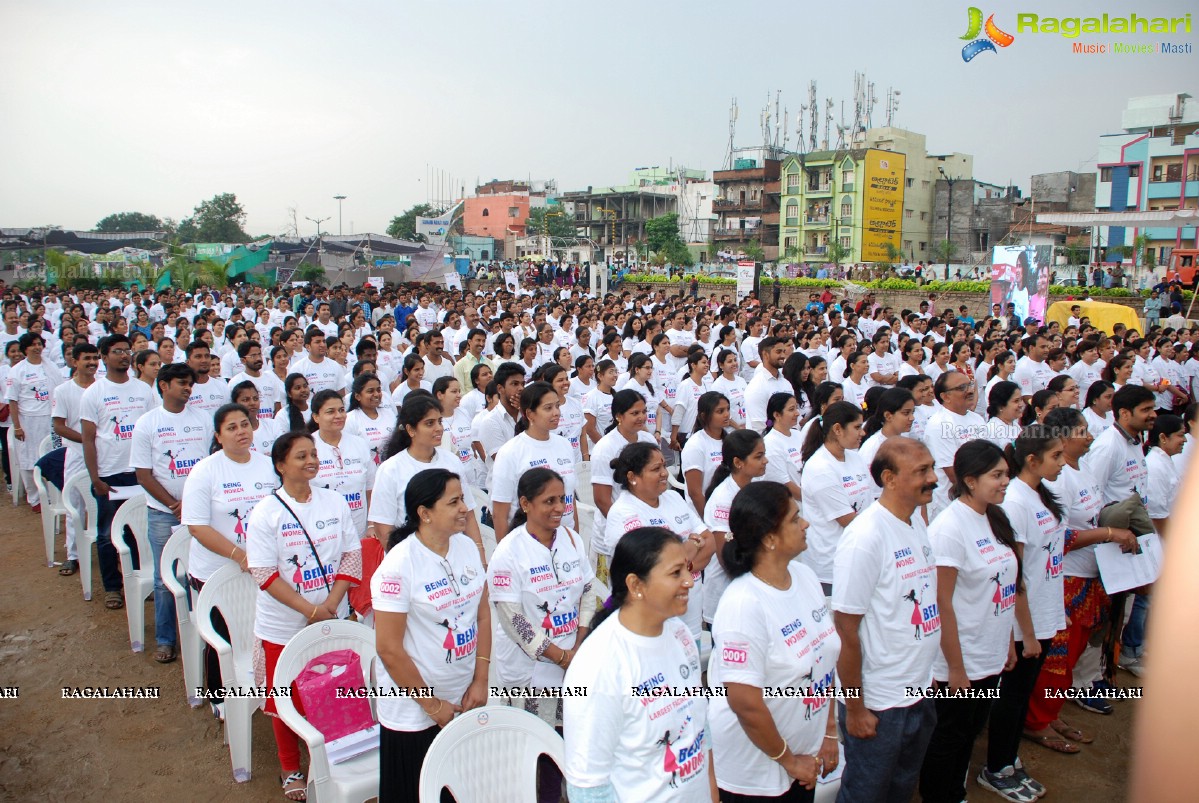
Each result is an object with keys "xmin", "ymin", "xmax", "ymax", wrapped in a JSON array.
[
  {"xmin": 1095, "ymin": 93, "xmax": 1199, "ymax": 266},
  {"xmin": 864, "ymin": 127, "xmax": 972, "ymax": 265},
  {"xmin": 461, "ymin": 179, "xmax": 557, "ymax": 258},
  {"xmin": 712, "ymin": 157, "xmax": 781, "ymax": 261},
  {"xmin": 778, "ymin": 148, "xmax": 905, "ymax": 266}
]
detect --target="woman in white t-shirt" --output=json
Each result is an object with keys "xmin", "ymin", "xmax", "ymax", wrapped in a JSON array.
[
  {"xmin": 563, "ymin": 527, "xmax": 716, "ymax": 802},
  {"xmin": 622, "ymin": 353, "xmax": 666, "ymax": 439},
  {"xmin": 898, "ymin": 338, "xmax": 925, "ymax": 381},
  {"xmin": 308, "ymin": 389, "xmax": 376, "ymax": 537},
  {"xmin": 679, "ymin": 391, "xmax": 731, "ymax": 515},
  {"xmin": 919, "ymin": 439, "xmax": 1020, "ymax": 803},
  {"xmin": 488, "ymin": 467, "xmax": 595, "ymax": 802},
  {"xmin": 899, "ymin": 374, "xmax": 936, "ymax": 443},
  {"xmin": 983, "ymin": 380, "xmax": 1024, "ymax": 450},
  {"xmin": 367, "ymin": 394, "xmax": 485, "ymax": 559},
  {"xmin": 600, "ymin": 332, "xmax": 628, "ymax": 376},
  {"xmin": 434, "ymin": 375, "xmax": 481, "ymax": 488},
  {"xmin": 984, "ymin": 350, "xmax": 1016, "ymax": 406},
  {"xmin": 393, "ymin": 353, "xmax": 432, "ymax": 403},
  {"xmin": 543, "ymin": 364, "xmax": 588, "ymax": 466},
  {"xmin": 582, "ymin": 359, "xmax": 618, "ymax": 448},
  {"xmin": 372, "ymin": 468, "xmax": 490, "ymax": 803},
  {"xmin": 231, "ymin": 380, "xmax": 284, "ymax": 456},
  {"xmin": 858, "ymin": 388, "xmax": 915, "ymax": 494},
  {"xmin": 568, "ymin": 355, "xmax": 596, "ymax": 402},
  {"xmin": 926, "ymin": 343, "xmax": 951, "ymax": 386},
  {"xmin": 701, "ymin": 430, "xmax": 767, "ymax": 625},
  {"xmin": 763, "ymin": 393, "xmax": 805, "ymax": 501},
  {"xmin": 839, "ymin": 350, "xmax": 870, "ymax": 411},
  {"xmin": 275, "ymin": 373, "xmax": 310, "ymax": 433},
  {"xmin": 799, "ymin": 401, "xmax": 872, "ymax": 594},
  {"xmin": 1030, "ymin": 408, "xmax": 1139, "ymax": 748},
  {"xmin": 1082, "ymin": 381, "xmax": 1114, "ymax": 439},
  {"xmin": 710, "ymin": 481, "xmax": 840, "ymax": 800},
  {"xmin": 1145, "ymin": 413, "xmax": 1185, "ymax": 534},
  {"xmin": 711, "ymin": 349, "xmax": 749, "ymax": 431},
  {"xmin": 650, "ymin": 334, "xmax": 679, "ymax": 437},
  {"xmin": 671, "ymin": 351, "xmax": 713, "ymax": 453},
  {"xmin": 603, "ymin": 442, "xmax": 714, "ymax": 641},
  {"xmin": 985, "ymin": 425, "xmax": 1068, "ymax": 792},
  {"xmin": 181, "ymin": 403, "xmax": 279, "ymax": 706},
  {"xmin": 345, "ymin": 372, "xmax": 395, "ymax": 467},
  {"xmin": 589, "ymin": 390, "xmax": 658, "ymax": 582},
  {"xmin": 245, "ymin": 430, "xmax": 361, "ymax": 801}
]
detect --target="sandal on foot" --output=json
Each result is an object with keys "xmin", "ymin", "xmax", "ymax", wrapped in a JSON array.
[
  {"xmin": 1051, "ymin": 720, "xmax": 1093, "ymax": 744},
  {"xmin": 105, "ymin": 591, "xmax": 125, "ymax": 610},
  {"xmin": 154, "ymin": 645, "xmax": 177, "ymax": 664},
  {"xmin": 58, "ymin": 559, "xmax": 78, "ymax": 576},
  {"xmin": 280, "ymin": 772, "xmax": 307, "ymax": 801},
  {"xmin": 1022, "ymin": 730, "xmax": 1080, "ymax": 754}
]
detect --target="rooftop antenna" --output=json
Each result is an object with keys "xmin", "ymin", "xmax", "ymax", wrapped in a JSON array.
[
  {"xmin": 761, "ymin": 92, "xmax": 771, "ymax": 153},
  {"xmin": 724, "ymin": 97, "xmax": 739, "ymax": 169},
  {"xmin": 782, "ymin": 107, "xmax": 789, "ymax": 152},
  {"xmin": 823, "ymin": 98, "xmax": 833, "ymax": 150},
  {"xmin": 774, "ymin": 89, "xmax": 782, "ymax": 152},
  {"xmin": 808, "ymin": 81, "xmax": 818, "ymax": 152},
  {"xmin": 866, "ymin": 81, "xmax": 877, "ymax": 130},
  {"xmin": 796, "ymin": 105, "xmax": 806, "ymax": 155}
]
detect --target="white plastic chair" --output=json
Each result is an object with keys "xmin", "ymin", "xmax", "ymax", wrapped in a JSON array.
[
  {"xmin": 195, "ymin": 563, "xmax": 263, "ymax": 783},
  {"xmin": 32, "ymin": 436, "xmax": 66, "ymax": 568},
  {"xmin": 576, "ymin": 501, "xmax": 599, "ymax": 575},
  {"xmin": 574, "ymin": 461, "xmax": 592, "ymax": 506},
  {"xmin": 161, "ymin": 525, "xmax": 203, "ymax": 707},
  {"xmin": 61, "ymin": 472, "xmax": 98, "ymax": 601},
  {"xmin": 418, "ymin": 705, "xmax": 565, "ymax": 803},
  {"xmin": 8, "ymin": 426, "xmax": 22, "ymax": 505},
  {"xmin": 274, "ymin": 620, "xmax": 380, "ymax": 803},
  {"xmin": 478, "ymin": 520, "xmax": 497, "ymax": 563},
  {"xmin": 109, "ymin": 495, "xmax": 153, "ymax": 652}
]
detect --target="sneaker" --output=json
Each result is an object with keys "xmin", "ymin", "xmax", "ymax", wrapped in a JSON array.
[
  {"xmin": 1011, "ymin": 760, "xmax": 1045, "ymax": 799},
  {"xmin": 977, "ymin": 767, "xmax": 1037, "ymax": 802},
  {"xmin": 30, "ymin": 504, "xmax": 41, "ymax": 514},
  {"xmin": 1117, "ymin": 653, "xmax": 1146, "ymax": 678},
  {"xmin": 1091, "ymin": 678, "xmax": 1118, "ymax": 694},
  {"xmin": 1074, "ymin": 688, "xmax": 1113, "ymax": 715}
]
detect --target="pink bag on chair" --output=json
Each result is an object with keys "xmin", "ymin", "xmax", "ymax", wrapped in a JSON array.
[{"xmin": 293, "ymin": 649, "xmax": 375, "ymax": 743}]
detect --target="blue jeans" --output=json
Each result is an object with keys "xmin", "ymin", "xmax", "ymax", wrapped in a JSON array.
[
  {"xmin": 94, "ymin": 471, "xmax": 137, "ymax": 593},
  {"xmin": 837, "ymin": 698, "xmax": 936, "ymax": 803},
  {"xmin": 1122, "ymin": 593, "xmax": 1150, "ymax": 658},
  {"xmin": 147, "ymin": 508, "xmax": 180, "ymax": 648}
]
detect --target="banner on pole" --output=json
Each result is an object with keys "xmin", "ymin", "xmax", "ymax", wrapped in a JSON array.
[{"xmin": 736, "ymin": 261, "xmax": 756, "ymax": 302}]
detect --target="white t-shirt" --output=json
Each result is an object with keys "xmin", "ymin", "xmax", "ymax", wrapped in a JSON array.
[
  {"xmin": 180, "ymin": 450, "xmax": 278, "ymax": 581},
  {"xmin": 79, "ymin": 376, "xmax": 156, "ymax": 477},
  {"xmin": 604, "ymin": 491, "xmax": 706, "ymax": 638},
  {"xmin": 129, "ymin": 406, "xmax": 214, "ymax": 514},
  {"xmin": 928, "ymin": 500, "xmax": 1017, "ymax": 680},
  {"xmin": 711, "ymin": 375, "xmax": 747, "ymax": 427},
  {"xmin": 800, "ymin": 446, "xmax": 874, "ymax": 584},
  {"xmin": 1082, "ymin": 425, "xmax": 1148, "ymax": 507},
  {"xmin": 680, "ymin": 430, "xmax": 723, "ymax": 498},
  {"xmin": 588, "ymin": 429, "xmax": 657, "ymax": 554},
  {"xmin": 867, "ymin": 351, "xmax": 899, "ymax": 389},
  {"xmin": 923, "ymin": 407, "xmax": 986, "ymax": 518},
  {"xmin": 313, "ymin": 431, "xmax": 376, "ymax": 536},
  {"xmin": 187, "ymin": 376, "xmax": 230, "ymax": 417},
  {"xmin": 739, "ymin": 336, "xmax": 763, "ymax": 379},
  {"xmin": 671, "ymin": 378, "xmax": 705, "ymax": 436},
  {"xmin": 832, "ymin": 501, "xmax": 941, "ymax": 710},
  {"xmin": 230, "ymin": 371, "xmax": 285, "ymax": 421},
  {"xmin": 840, "ymin": 376, "xmax": 868, "ymax": 410},
  {"xmin": 563, "ymin": 616, "xmax": 709, "ymax": 802},
  {"xmin": 344, "ymin": 408, "xmax": 395, "ymax": 466},
  {"xmin": 5, "ymin": 359, "xmax": 63, "ymax": 416},
  {"xmin": 1046, "ymin": 463, "xmax": 1104, "ymax": 578},
  {"xmin": 491, "ymin": 432, "xmax": 578, "ymax": 522},
  {"xmin": 763, "ymin": 427, "xmax": 805, "ymax": 489},
  {"xmin": 619, "ymin": 377, "xmax": 661, "ymax": 433},
  {"xmin": 1146, "ymin": 447, "xmax": 1180, "ymax": 525},
  {"xmin": 665, "ymin": 328, "xmax": 695, "ymax": 375},
  {"xmin": 246, "ymin": 486, "xmax": 358, "ymax": 644},
  {"xmin": 1067, "ymin": 360, "xmax": 1103, "ymax": 407},
  {"xmin": 582, "ymin": 390, "xmax": 614, "ymax": 444},
  {"xmin": 487, "ymin": 524, "xmax": 594, "ymax": 687},
  {"xmin": 710, "ymin": 564, "xmax": 840, "ymax": 796},
  {"xmin": 1001, "ymin": 479, "xmax": 1066, "ymax": 640},
  {"xmin": 984, "ymin": 417, "xmax": 1021, "ymax": 450},
  {"xmin": 701, "ymin": 476, "xmax": 745, "ymax": 623},
  {"xmin": 1083, "ymin": 407, "xmax": 1113, "ymax": 439},
  {"xmin": 371, "ymin": 533, "xmax": 486, "ymax": 730},
  {"xmin": 554, "ymin": 396, "xmax": 587, "ymax": 465},
  {"xmin": 744, "ymin": 366, "xmax": 791, "ymax": 431},
  {"xmin": 568, "ymin": 376, "xmax": 594, "ymax": 402},
  {"xmin": 368, "ymin": 449, "xmax": 476, "ymax": 529},
  {"xmin": 1012, "ymin": 356, "xmax": 1054, "ymax": 397},
  {"xmin": 250, "ymin": 416, "xmax": 283, "ymax": 456},
  {"xmin": 293, "ymin": 356, "xmax": 343, "ymax": 397},
  {"xmin": 51, "ymin": 379, "xmax": 88, "ymax": 476}
]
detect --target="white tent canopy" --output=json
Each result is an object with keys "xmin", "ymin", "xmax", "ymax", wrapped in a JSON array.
[{"xmin": 1036, "ymin": 210, "xmax": 1199, "ymax": 227}]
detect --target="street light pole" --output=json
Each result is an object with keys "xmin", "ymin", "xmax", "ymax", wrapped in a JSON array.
[
  {"xmin": 305, "ymin": 216, "xmax": 330, "ymax": 238},
  {"xmin": 333, "ymin": 196, "xmax": 346, "ymax": 236},
  {"xmin": 939, "ymin": 167, "xmax": 957, "ymax": 281}
]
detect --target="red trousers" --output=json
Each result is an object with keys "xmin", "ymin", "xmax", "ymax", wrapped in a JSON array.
[
  {"xmin": 1024, "ymin": 617, "xmax": 1091, "ymax": 731},
  {"xmin": 263, "ymin": 639, "xmax": 305, "ymax": 773}
]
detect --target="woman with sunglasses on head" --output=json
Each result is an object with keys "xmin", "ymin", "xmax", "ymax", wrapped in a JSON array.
[
  {"xmin": 603, "ymin": 442, "xmax": 714, "ymax": 642},
  {"xmin": 373, "ymin": 468, "xmax": 490, "ymax": 803},
  {"xmin": 246, "ymin": 430, "xmax": 360, "ymax": 802},
  {"xmin": 488, "ymin": 467, "xmax": 595, "ymax": 803},
  {"xmin": 491, "ymin": 381, "xmax": 578, "ymax": 541},
  {"xmin": 709, "ymin": 481, "xmax": 839, "ymax": 803},
  {"xmin": 308, "ymin": 389, "xmax": 375, "ymax": 538}
]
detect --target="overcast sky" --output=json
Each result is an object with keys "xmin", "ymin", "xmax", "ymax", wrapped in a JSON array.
[{"xmin": 1, "ymin": 0, "xmax": 1192, "ymax": 237}]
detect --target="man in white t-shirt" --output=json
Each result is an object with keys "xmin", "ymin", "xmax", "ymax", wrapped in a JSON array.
[
  {"xmin": 230, "ymin": 342, "xmax": 285, "ymax": 421},
  {"xmin": 130, "ymin": 363, "xmax": 213, "ymax": 662},
  {"xmin": 184, "ymin": 342, "xmax": 231, "ymax": 416},
  {"xmin": 739, "ymin": 317, "xmax": 765, "ymax": 380},
  {"xmin": 833, "ymin": 437, "xmax": 940, "ymax": 803},
  {"xmin": 922, "ymin": 371, "xmax": 985, "ymax": 519},
  {"xmin": 292, "ymin": 329, "xmax": 343, "ymax": 397},
  {"xmin": 311, "ymin": 302, "xmax": 339, "ymax": 339},
  {"xmin": 1067, "ymin": 338, "xmax": 1103, "ymax": 408},
  {"xmin": 1012, "ymin": 334, "xmax": 1054, "ymax": 402},
  {"xmin": 744, "ymin": 337, "xmax": 791, "ymax": 432},
  {"xmin": 664, "ymin": 311, "xmax": 695, "ymax": 375},
  {"xmin": 422, "ymin": 331, "xmax": 455, "ymax": 384},
  {"xmin": 51, "ymin": 342, "xmax": 99, "ymax": 573}
]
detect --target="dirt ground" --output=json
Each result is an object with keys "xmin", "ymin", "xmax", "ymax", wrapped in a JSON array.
[{"xmin": 0, "ymin": 501, "xmax": 1134, "ymax": 802}]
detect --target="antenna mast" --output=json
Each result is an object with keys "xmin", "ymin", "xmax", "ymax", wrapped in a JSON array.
[
  {"xmin": 724, "ymin": 97, "xmax": 739, "ymax": 169},
  {"xmin": 808, "ymin": 81, "xmax": 818, "ymax": 152}
]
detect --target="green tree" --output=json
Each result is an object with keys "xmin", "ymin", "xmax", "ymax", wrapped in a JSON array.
[
  {"xmin": 164, "ymin": 255, "xmax": 227, "ymax": 292},
  {"xmin": 933, "ymin": 239, "xmax": 959, "ymax": 264},
  {"xmin": 527, "ymin": 207, "xmax": 576, "ymax": 245},
  {"xmin": 665, "ymin": 240, "xmax": 694, "ymax": 267},
  {"xmin": 386, "ymin": 203, "xmax": 441, "ymax": 242},
  {"xmin": 1063, "ymin": 236, "xmax": 1090, "ymax": 266},
  {"xmin": 177, "ymin": 193, "xmax": 250, "ymax": 243},
  {"xmin": 95, "ymin": 212, "xmax": 164, "ymax": 233},
  {"xmin": 883, "ymin": 241, "xmax": 904, "ymax": 264},
  {"xmin": 296, "ymin": 262, "xmax": 328, "ymax": 284},
  {"xmin": 828, "ymin": 241, "xmax": 851, "ymax": 268},
  {"xmin": 743, "ymin": 238, "xmax": 765, "ymax": 262},
  {"xmin": 645, "ymin": 213, "xmax": 684, "ymax": 254}
]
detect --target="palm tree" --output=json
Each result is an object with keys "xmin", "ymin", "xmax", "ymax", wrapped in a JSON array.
[{"xmin": 828, "ymin": 241, "xmax": 851, "ymax": 270}]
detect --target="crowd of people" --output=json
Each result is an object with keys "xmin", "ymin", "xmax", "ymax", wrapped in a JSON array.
[{"xmin": 4, "ymin": 274, "xmax": 1191, "ymax": 802}]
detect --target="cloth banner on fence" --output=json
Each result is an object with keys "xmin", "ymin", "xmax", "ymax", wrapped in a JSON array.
[{"xmin": 444, "ymin": 271, "xmax": 462, "ymax": 291}]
